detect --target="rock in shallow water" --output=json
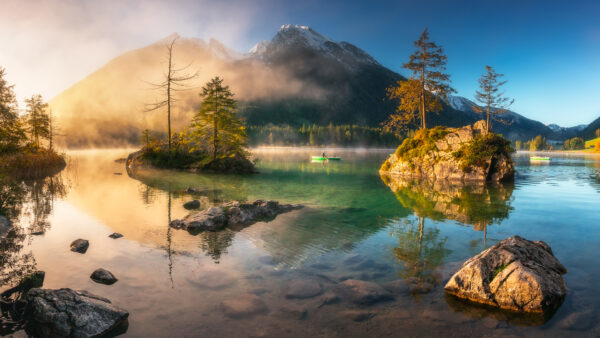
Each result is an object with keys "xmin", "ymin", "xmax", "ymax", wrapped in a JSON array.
[
  {"xmin": 335, "ymin": 280, "xmax": 392, "ymax": 305},
  {"xmin": 170, "ymin": 200, "xmax": 303, "ymax": 231},
  {"xmin": 183, "ymin": 199, "xmax": 201, "ymax": 210},
  {"xmin": 445, "ymin": 235, "xmax": 567, "ymax": 314},
  {"xmin": 108, "ymin": 232, "xmax": 123, "ymax": 239},
  {"xmin": 220, "ymin": 293, "xmax": 268, "ymax": 318},
  {"xmin": 284, "ymin": 279, "xmax": 322, "ymax": 299},
  {"xmin": 70, "ymin": 239, "xmax": 89, "ymax": 254},
  {"xmin": 24, "ymin": 288, "xmax": 128, "ymax": 337},
  {"xmin": 90, "ymin": 268, "xmax": 118, "ymax": 285}
]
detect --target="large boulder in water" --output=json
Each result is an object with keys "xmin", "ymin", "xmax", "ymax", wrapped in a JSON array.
[
  {"xmin": 445, "ymin": 236, "xmax": 567, "ymax": 314},
  {"xmin": 380, "ymin": 121, "xmax": 514, "ymax": 183},
  {"xmin": 24, "ymin": 288, "xmax": 128, "ymax": 337}
]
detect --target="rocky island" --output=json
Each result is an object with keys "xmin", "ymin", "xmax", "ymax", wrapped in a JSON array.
[{"xmin": 380, "ymin": 121, "xmax": 515, "ymax": 183}]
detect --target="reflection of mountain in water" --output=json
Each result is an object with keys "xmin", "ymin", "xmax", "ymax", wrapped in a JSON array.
[{"xmin": 381, "ymin": 174, "xmax": 514, "ymax": 232}]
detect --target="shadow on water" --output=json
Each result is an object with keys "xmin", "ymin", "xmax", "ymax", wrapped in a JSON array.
[{"xmin": 0, "ymin": 173, "xmax": 68, "ymax": 335}]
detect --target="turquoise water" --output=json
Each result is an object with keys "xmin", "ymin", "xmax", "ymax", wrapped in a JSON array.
[{"xmin": 1, "ymin": 149, "xmax": 600, "ymax": 336}]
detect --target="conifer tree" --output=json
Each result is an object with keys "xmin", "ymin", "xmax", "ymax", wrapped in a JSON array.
[
  {"xmin": 0, "ymin": 67, "xmax": 26, "ymax": 153},
  {"xmin": 192, "ymin": 77, "xmax": 246, "ymax": 161},
  {"xmin": 474, "ymin": 65, "xmax": 514, "ymax": 133},
  {"xmin": 24, "ymin": 94, "xmax": 50, "ymax": 149},
  {"xmin": 385, "ymin": 28, "xmax": 454, "ymax": 132}
]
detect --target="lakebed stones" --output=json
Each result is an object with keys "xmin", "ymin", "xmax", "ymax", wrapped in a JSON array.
[
  {"xmin": 445, "ymin": 236, "xmax": 567, "ymax": 314},
  {"xmin": 24, "ymin": 288, "xmax": 128, "ymax": 337},
  {"xmin": 70, "ymin": 239, "xmax": 89, "ymax": 254},
  {"xmin": 335, "ymin": 279, "xmax": 392, "ymax": 305},
  {"xmin": 380, "ymin": 121, "xmax": 514, "ymax": 183},
  {"xmin": 284, "ymin": 279, "xmax": 322, "ymax": 299},
  {"xmin": 188, "ymin": 270, "xmax": 236, "ymax": 290},
  {"xmin": 170, "ymin": 200, "xmax": 303, "ymax": 232},
  {"xmin": 90, "ymin": 268, "xmax": 118, "ymax": 285},
  {"xmin": 220, "ymin": 293, "xmax": 268, "ymax": 318}
]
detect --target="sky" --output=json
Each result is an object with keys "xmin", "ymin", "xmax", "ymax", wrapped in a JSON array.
[{"xmin": 0, "ymin": 0, "xmax": 598, "ymax": 126}]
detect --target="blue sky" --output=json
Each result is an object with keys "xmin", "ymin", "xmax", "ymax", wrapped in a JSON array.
[{"xmin": 2, "ymin": 0, "xmax": 598, "ymax": 126}]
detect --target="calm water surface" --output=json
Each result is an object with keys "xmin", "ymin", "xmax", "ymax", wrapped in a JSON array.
[{"xmin": 1, "ymin": 148, "xmax": 600, "ymax": 337}]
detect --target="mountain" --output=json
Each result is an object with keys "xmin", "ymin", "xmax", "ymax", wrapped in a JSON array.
[
  {"xmin": 50, "ymin": 25, "xmax": 577, "ymax": 147},
  {"xmin": 580, "ymin": 116, "xmax": 600, "ymax": 140},
  {"xmin": 444, "ymin": 95, "xmax": 588, "ymax": 141}
]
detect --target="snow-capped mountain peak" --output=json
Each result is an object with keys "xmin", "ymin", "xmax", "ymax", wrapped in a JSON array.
[{"xmin": 249, "ymin": 24, "xmax": 378, "ymax": 69}]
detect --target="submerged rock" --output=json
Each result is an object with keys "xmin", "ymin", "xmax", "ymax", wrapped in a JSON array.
[
  {"xmin": 284, "ymin": 279, "xmax": 322, "ymax": 299},
  {"xmin": 90, "ymin": 268, "xmax": 118, "ymax": 285},
  {"xmin": 335, "ymin": 280, "xmax": 392, "ymax": 305},
  {"xmin": 0, "ymin": 215, "xmax": 12, "ymax": 239},
  {"xmin": 24, "ymin": 288, "xmax": 128, "ymax": 337},
  {"xmin": 380, "ymin": 121, "xmax": 514, "ymax": 183},
  {"xmin": 108, "ymin": 232, "xmax": 123, "ymax": 239},
  {"xmin": 341, "ymin": 310, "xmax": 375, "ymax": 322},
  {"xmin": 183, "ymin": 200, "xmax": 201, "ymax": 210},
  {"xmin": 188, "ymin": 270, "xmax": 236, "ymax": 290},
  {"xmin": 170, "ymin": 200, "xmax": 303, "ymax": 231},
  {"xmin": 220, "ymin": 293, "xmax": 268, "ymax": 318},
  {"xmin": 445, "ymin": 236, "xmax": 567, "ymax": 314},
  {"xmin": 70, "ymin": 239, "xmax": 89, "ymax": 254}
]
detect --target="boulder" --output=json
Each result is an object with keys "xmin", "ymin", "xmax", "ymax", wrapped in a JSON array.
[
  {"xmin": 90, "ymin": 268, "xmax": 118, "ymax": 285},
  {"xmin": 0, "ymin": 215, "xmax": 12, "ymax": 239},
  {"xmin": 335, "ymin": 280, "xmax": 392, "ymax": 305},
  {"xmin": 445, "ymin": 236, "xmax": 567, "ymax": 313},
  {"xmin": 170, "ymin": 200, "xmax": 303, "ymax": 231},
  {"xmin": 108, "ymin": 232, "xmax": 123, "ymax": 239},
  {"xmin": 183, "ymin": 200, "xmax": 201, "ymax": 210},
  {"xmin": 70, "ymin": 239, "xmax": 89, "ymax": 254},
  {"xmin": 24, "ymin": 288, "xmax": 128, "ymax": 337},
  {"xmin": 284, "ymin": 279, "xmax": 322, "ymax": 299},
  {"xmin": 220, "ymin": 293, "xmax": 268, "ymax": 318}
]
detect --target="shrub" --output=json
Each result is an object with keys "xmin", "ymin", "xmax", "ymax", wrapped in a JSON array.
[
  {"xmin": 393, "ymin": 126, "xmax": 450, "ymax": 162},
  {"xmin": 452, "ymin": 133, "xmax": 514, "ymax": 171}
]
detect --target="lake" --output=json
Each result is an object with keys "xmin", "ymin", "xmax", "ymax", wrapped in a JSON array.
[{"xmin": 1, "ymin": 148, "xmax": 600, "ymax": 337}]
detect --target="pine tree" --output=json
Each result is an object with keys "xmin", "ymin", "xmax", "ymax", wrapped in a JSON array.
[
  {"xmin": 192, "ymin": 77, "xmax": 246, "ymax": 161},
  {"xmin": 474, "ymin": 66, "xmax": 514, "ymax": 133},
  {"xmin": 385, "ymin": 28, "xmax": 454, "ymax": 132},
  {"xmin": 0, "ymin": 67, "xmax": 26, "ymax": 153},
  {"xmin": 24, "ymin": 94, "xmax": 50, "ymax": 149}
]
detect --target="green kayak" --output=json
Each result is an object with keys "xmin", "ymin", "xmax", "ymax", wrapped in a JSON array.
[
  {"xmin": 311, "ymin": 156, "xmax": 341, "ymax": 161},
  {"xmin": 530, "ymin": 156, "xmax": 550, "ymax": 161}
]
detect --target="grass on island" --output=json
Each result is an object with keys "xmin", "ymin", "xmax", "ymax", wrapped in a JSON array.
[
  {"xmin": 584, "ymin": 137, "xmax": 600, "ymax": 153},
  {"xmin": 0, "ymin": 148, "xmax": 66, "ymax": 179}
]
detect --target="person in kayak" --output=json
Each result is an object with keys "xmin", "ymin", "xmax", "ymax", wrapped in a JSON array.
[{"xmin": 322, "ymin": 151, "xmax": 326, "ymax": 159}]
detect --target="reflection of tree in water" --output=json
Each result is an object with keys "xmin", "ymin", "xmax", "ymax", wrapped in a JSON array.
[
  {"xmin": 197, "ymin": 230, "xmax": 235, "ymax": 263},
  {"xmin": 0, "ymin": 175, "xmax": 67, "ymax": 288},
  {"xmin": 391, "ymin": 216, "xmax": 449, "ymax": 287},
  {"xmin": 381, "ymin": 174, "xmax": 514, "ymax": 247}
]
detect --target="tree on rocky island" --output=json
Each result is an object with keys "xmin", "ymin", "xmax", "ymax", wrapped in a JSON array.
[
  {"xmin": 192, "ymin": 77, "xmax": 246, "ymax": 161},
  {"xmin": 474, "ymin": 65, "xmax": 514, "ymax": 134},
  {"xmin": 24, "ymin": 94, "xmax": 50, "ymax": 149},
  {"xmin": 385, "ymin": 28, "xmax": 454, "ymax": 133},
  {"xmin": 145, "ymin": 37, "xmax": 198, "ymax": 155},
  {"xmin": 0, "ymin": 68, "xmax": 26, "ymax": 154}
]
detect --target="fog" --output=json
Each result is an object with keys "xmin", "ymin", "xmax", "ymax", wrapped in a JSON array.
[{"xmin": 48, "ymin": 36, "xmax": 327, "ymax": 148}]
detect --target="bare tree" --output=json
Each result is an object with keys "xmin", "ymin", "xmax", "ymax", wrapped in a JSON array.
[
  {"xmin": 145, "ymin": 37, "xmax": 198, "ymax": 154},
  {"xmin": 473, "ymin": 65, "xmax": 514, "ymax": 134}
]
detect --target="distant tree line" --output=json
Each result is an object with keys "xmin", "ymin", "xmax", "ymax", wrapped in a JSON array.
[
  {"xmin": 246, "ymin": 124, "xmax": 403, "ymax": 147},
  {"xmin": 563, "ymin": 137, "xmax": 585, "ymax": 151}
]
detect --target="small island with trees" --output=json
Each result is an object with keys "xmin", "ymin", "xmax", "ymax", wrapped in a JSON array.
[
  {"xmin": 0, "ymin": 68, "xmax": 65, "ymax": 179},
  {"xmin": 379, "ymin": 29, "xmax": 515, "ymax": 184}
]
